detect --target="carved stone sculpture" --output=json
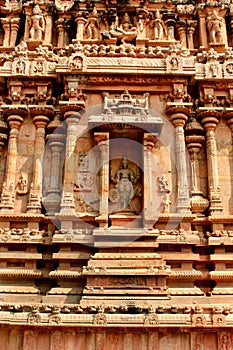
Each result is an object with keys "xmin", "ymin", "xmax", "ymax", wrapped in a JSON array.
[
  {"xmin": 28, "ymin": 5, "xmax": 45, "ymax": 41},
  {"xmin": 206, "ymin": 10, "xmax": 224, "ymax": 44},
  {"xmin": 150, "ymin": 10, "xmax": 167, "ymax": 40},
  {"xmin": 84, "ymin": 7, "xmax": 100, "ymax": 40},
  {"xmin": 110, "ymin": 158, "xmax": 139, "ymax": 212}
]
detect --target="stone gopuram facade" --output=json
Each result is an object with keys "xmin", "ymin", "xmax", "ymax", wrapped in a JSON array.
[{"xmin": 1, "ymin": 0, "xmax": 233, "ymax": 349}]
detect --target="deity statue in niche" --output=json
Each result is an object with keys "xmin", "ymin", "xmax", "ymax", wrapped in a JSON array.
[
  {"xmin": 110, "ymin": 158, "xmax": 141, "ymax": 213},
  {"xmin": 16, "ymin": 173, "xmax": 27, "ymax": 195},
  {"xmin": 150, "ymin": 10, "xmax": 167, "ymax": 40},
  {"xmin": 28, "ymin": 4, "xmax": 45, "ymax": 41},
  {"xmin": 206, "ymin": 10, "xmax": 224, "ymax": 44},
  {"xmin": 84, "ymin": 7, "xmax": 100, "ymax": 40}
]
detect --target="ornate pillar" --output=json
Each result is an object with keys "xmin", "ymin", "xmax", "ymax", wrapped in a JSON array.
[
  {"xmin": 27, "ymin": 108, "xmax": 52, "ymax": 213},
  {"xmin": 197, "ymin": 11, "xmax": 208, "ymax": 47},
  {"xmin": 166, "ymin": 105, "xmax": 191, "ymax": 213},
  {"xmin": 198, "ymin": 110, "xmax": 222, "ymax": 215},
  {"xmin": 59, "ymin": 106, "xmax": 83, "ymax": 213},
  {"xmin": 185, "ymin": 115, "xmax": 209, "ymax": 216},
  {"xmin": 75, "ymin": 13, "xmax": 86, "ymax": 41},
  {"xmin": 177, "ymin": 22, "xmax": 187, "ymax": 48},
  {"xmin": 43, "ymin": 132, "xmax": 64, "ymax": 215},
  {"xmin": 94, "ymin": 132, "xmax": 109, "ymax": 228},
  {"xmin": 56, "ymin": 18, "xmax": 66, "ymax": 48},
  {"xmin": 10, "ymin": 18, "xmax": 20, "ymax": 47},
  {"xmin": 187, "ymin": 21, "xmax": 197, "ymax": 50},
  {"xmin": 23, "ymin": 5, "xmax": 31, "ymax": 42},
  {"xmin": 1, "ymin": 18, "xmax": 10, "ymax": 47},
  {"xmin": 0, "ymin": 108, "xmax": 26, "ymax": 211},
  {"xmin": 143, "ymin": 133, "xmax": 158, "ymax": 227},
  {"xmin": 43, "ymin": 5, "xmax": 53, "ymax": 46}
]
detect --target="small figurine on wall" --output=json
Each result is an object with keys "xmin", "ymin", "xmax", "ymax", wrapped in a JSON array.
[
  {"xmin": 16, "ymin": 173, "xmax": 27, "ymax": 195},
  {"xmin": 28, "ymin": 4, "xmax": 45, "ymax": 41}
]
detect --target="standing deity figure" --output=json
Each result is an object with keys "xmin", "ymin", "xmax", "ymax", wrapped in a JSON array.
[
  {"xmin": 111, "ymin": 158, "xmax": 136, "ymax": 211},
  {"xmin": 84, "ymin": 7, "xmax": 100, "ymax": 40},
  {"xmin": 29, "ymin": 5, "xmax": 45, "ymax": 41},
  {"xmin": 151, "ymin": 10, "xmax": 167, "ymax": 40},
  {"xmin": 206, "ymin": 10, "xmax": 224, "ymax": 44}
]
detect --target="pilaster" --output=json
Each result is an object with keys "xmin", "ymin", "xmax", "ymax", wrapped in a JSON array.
[
  {"xmin": 0, "ymin": 107, "xmax": 27, "ymax": 212},
  {"xmin": 198, "ymin": 109, "xmax": 223, "ymax": 215},
  {"xmin": 27, "ymin": 107, "xmax": 52, "ymax": 213},
  {"xmin": 94, "ymin": 132, "xmax": 109, "ymax": 228},
  {"xmin": 166, "ymin": 103, "xmax": 191, "ymax": 213}
]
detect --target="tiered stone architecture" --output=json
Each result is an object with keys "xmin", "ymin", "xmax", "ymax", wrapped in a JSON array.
[{"xmin": 1, "ymin": 0, "xmax": 233, "ymax": 348}]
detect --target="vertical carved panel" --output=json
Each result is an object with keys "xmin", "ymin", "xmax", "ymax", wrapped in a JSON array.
[
  {"xmin": 50, "ymin": 331, "xmax": 64, "ymax": 350},
  {"xmin": 218, "ymin": 332, "xmax": 232, "ymax": 350},
  {"xmin": 191, "ymin": 332, "xmax": 204, "ymax": 350},
  {"xmin": 23, "ymin": 330, "xmax": 36, "ymax": 350},
  {"xmin": 148, "ymin": 332, "xmax": 159, "ymax": 350}
]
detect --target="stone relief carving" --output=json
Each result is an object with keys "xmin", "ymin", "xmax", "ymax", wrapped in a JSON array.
[
  {"xmin": 93, "ymin": 313, "xmax": 107, "ymax": 325},
  {"xmin": 218, "ymin": 332, "xmax": 232, "ymax": 350},
  {"xmin": 150, "ymin": 10, "xmax": 167, "ymax": 40},
  {"xmin": 68, "ymin": 54, "xmax": 84, "ymax": 71},
  {"xmin": 206, "ymin": 10, "xmax": 225, "ymax": 44},
  {"xmin": 16, "ymin": 173, "xmax": 27, "ymax": 195},
  {"xmin": 110, "ymin": 158, "xmax": 140, "ymax": 213},
  {"xmin": 55, "ymin": 0, "xmax": 74, "ymax": 12},
  {"xmin": 101, "ymin": 12, "xmax": 138, "ymax": 45},
  {"xmin": 192, "ymin": 314, "xmax": 207, "ymax": 327},
  {"xmin": 84, "ymin": 7, "xmax": 100, "ymax": 40},
  {"xmin": 191, "ymin": 332, "xmax": 204, "ymax": 350},
  {"xmin": 23, "ymin": 330, "xmax": 35, "ymax": 350},
  {"xmin": 28, "ymin": 5, "xmax": 45, "ymax": 42},
  {"xmin": 157, "ymin": 175, "xmax": 171, "ymax": 213},
  {"xmin": 144, "ymin": 313, "xmax": 159, "ymax": 325},
  {"xmin": 212, "ymin": 314, "xmax": 226, "ymax": 326}
]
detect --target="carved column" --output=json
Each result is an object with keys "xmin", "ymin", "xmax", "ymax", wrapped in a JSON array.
[
  {"xmin": 1, "ymin": 19, "xmax": 10, "ymax": 47},
  {"xmin": 56, "ymin": 18, "xmax": 66, "ymax": 48},
  {"xmin": 23, "ymin": 5, "xmax": 31, "ymax": 42},
  {"xmin": 75, "ymin": 13, "xmax": 86, "ymax": 41},
  {"xmin": 187, "ymin": 21, "xmax": 197, "ymax": 50},
  {"xmin": 185, "ymin": 115, "xmax": 209, "ymax": 216},
  {"xmin": 0, "ymin": 108, "xmax": 26, "ymax": 211},
  {"xmin": 166, "ymin": 105, "xmax": 190, "ymax": 213},
  {"xmin": 43, "ymin": 5, "xmax": 53, "ymax": 46},
  {"xmin": 197, "ymin": 11, "xmax": 208, "ymax": 47},
  {"xmin": 177, "ymin": 22, "xmax": 187, "ymax": 48},
  {"xmin": 143, "ymin": 133, "xmax": 158, "ymax": 227},
  {"xmin": 10, "ymin": 18, "xmax": 20, "ymax": 47},
  {"xmin": 59, "ymin": 106, "xmax": 82, "ymax": 213},
  {"xmin": 95, "ymin": 132, "xmax": 109, "ymax": 228},
  {"xmin": 199, "ymin": 110, "xmax": 222, "ymax": 215},
  {"xmin": 43, "ymin": 132, "xmax": 64, "ymax": 215},
  {"xmin": 27, "ymin": 108, "xmax": 51, "ymax": 213}
]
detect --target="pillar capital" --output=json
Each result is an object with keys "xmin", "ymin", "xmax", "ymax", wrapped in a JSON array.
[
  {"xmin": 166, "ymin": 105, "xmax": 190, "ymax": 127},
  {"xmin": 144, "ymin": 133, "xmax": 158, "ymax": 150}
]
